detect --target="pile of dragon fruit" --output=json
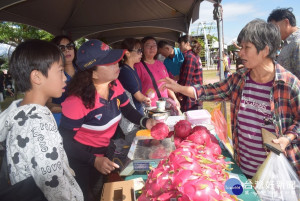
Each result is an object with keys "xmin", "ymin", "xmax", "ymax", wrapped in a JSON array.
[{"xmin": 138, "ymin": 120, "xmax": 237, "ymax": 201}]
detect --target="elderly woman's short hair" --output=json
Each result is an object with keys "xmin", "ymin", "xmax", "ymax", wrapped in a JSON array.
[{"xmin": 237, "ymin": 19, "xmax": 281, "ymax": 60}]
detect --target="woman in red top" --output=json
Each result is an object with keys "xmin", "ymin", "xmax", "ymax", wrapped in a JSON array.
[{"xmin": 59, "ymin": 40, "xmax": 156, "ymax": 201}]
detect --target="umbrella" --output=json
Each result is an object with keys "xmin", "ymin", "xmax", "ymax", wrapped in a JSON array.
[{"xmin": 0, "ymin": 0, "xmax": 218, "ymax": 45}]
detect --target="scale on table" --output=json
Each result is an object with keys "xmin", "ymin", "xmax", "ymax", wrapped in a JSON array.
[
  {"xmin": 119, "ymin": 136, "xmax": 175, "ymax": 176},
  {"xmin": 144, "ymin": 106, "xmax": 170, "ymax": 122}
]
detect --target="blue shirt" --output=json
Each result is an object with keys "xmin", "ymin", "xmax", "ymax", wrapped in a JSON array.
[
  {"xmin": 118, "ymin": 64, "xmax": 144, "ymax": 114},
  {"xmin": 163, "ymin": 47, "xmax": 184, "ymax": 76}
]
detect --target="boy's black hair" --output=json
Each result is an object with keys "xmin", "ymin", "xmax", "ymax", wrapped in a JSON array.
[
  {"xmin": 157, "ymin": 40, "xmax": 169, "ymax": 49},
  {"xmin": 9, "ymin": 39, "xmax": 64, "ymax": 92}
]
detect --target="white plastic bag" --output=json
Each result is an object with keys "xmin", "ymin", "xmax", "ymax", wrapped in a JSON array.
[{"xmin": 253, "ymin": 152, "xmax": 300, "ymax": 201}]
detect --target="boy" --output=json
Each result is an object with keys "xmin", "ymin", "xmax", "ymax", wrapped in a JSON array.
[
  {"xmin": 0, "ymin": 40, "xmax": 83, "ymax": 201},
  {"xmin": 157, "ymin": 40, "xmax": 184, "ymax": 81}
]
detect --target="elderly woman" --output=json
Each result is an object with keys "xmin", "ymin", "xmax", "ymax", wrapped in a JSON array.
[{"xmin": 161, "ymin": 19, "xmax": 300, "ymax": 179}]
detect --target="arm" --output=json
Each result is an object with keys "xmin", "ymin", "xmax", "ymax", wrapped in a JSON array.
[
  {"xmin": 161, "ymin": 73, "xmax": 235, "ymax": 102},
  {"xmin": 273, "ymin": 85, "xmax": 300, "ymax": 151},
  {"xmin": 133, "ymin": 91, "xmax": 151, "ymax": 106},
  {"xmin": 160, "ymin": 77, "xmax": 196, "ymax": 98},
  {"xmin": 59, "ymin": 117, "xmax": 120, "ymax": 175},
  {"xmin": 118, "ymin": 67, "xmax": 151, "ymax": 105},
  {"xmin": 58, "ymin": 126, "xmax": 96, "ymax": 166},
  {"xmin": 6, "ymin": 87, "xmax": 14, "ymax": 96},
  {"xmin": 167, "ymin": 89, "xmax": 180, "ymax": 108},
  {"xmin": 59, "ymin": 97, "xmax": 97, "ymax": 166},
  {"xmin": 25, "ymin": 118, "xmax": 83, "ymax": 201},
  {"xmin": 120, "ymin": 103, "xmax": 156, "ymax": 129},
  {"xmin": 117, "ymin": 79, "xmax": 156, "ymax": 129}
]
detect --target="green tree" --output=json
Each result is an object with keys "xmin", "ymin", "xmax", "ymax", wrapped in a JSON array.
[
  {"xmin": 75, "ymin": 37, "xmax": 87, "ymax": 48},
  {"xmin": 0, "ymin": 22, "xmax": 53, "ymax": 46},
  {"xmin": 0, "ymin": 21, "xmax": 87, "ymax": 48}
]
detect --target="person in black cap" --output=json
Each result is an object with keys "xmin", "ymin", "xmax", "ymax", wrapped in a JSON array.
[{"xmin": 58, "ymin": 39, "xmax": 157, "ymax": 201}]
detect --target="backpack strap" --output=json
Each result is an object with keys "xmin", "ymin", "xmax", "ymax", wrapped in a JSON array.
[{"xmin": 141, "ymin": 61, "xmax": 162, "ymax": 98}]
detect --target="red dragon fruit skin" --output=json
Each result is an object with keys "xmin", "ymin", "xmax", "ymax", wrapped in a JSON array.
[
  {"xmin": 174, "ymin": 120, "xmax": 192, "ymax": 139},
  {"xmin": 150, "ymin": 122, "xmax": 169, "ymax": 140}
]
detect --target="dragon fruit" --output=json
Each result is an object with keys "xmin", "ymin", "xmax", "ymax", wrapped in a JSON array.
[
  {"xmin": 139, "ymin": 138, "xmax": 237, "ymax": 201},
  {"xmin": 186, "ymin": 131, "xmax": 211, "ymax": 146},
  {"xmin": 210, "ymin": 133, "xmax": 219, "ymax": 145},
  {"xmin": 173, "ymin": 136, "xmax": 183, "ymax": 148},
  {"xmin": 150, "ymin": 122, "xmax": 169, "ymax": 140},
  {"xmin": 167, "ymin": 131, "xmax": 174, "ymax": 138},
  {"xmin": 174, "ymin": 120, "xmax": 192, "ymax": 139},
  {"xmin": 191, "ymin": 125, "xmax": 210, "ymax": 135}
]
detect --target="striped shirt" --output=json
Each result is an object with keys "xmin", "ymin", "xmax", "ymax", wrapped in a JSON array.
[
  {"xmin": 193, "ymin": 63, "xmax": 300, "ymax": 178},
  {"xmin": 237, "ymin": 74, "xmax": 275, "ymax": 176}
]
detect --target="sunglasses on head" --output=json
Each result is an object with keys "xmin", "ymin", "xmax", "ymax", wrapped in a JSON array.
[
  {"xmin": 130, "ymin": 48, "xmax": 143, "ymax": 54},
  {"xmin": 58, "ymin": 43, "xmax": 75, "ymax": 52}
]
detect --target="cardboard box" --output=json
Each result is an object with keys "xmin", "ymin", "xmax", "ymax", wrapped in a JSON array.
[{"xmin": 100, "ymin": 180, "xmax": 136, "ymax": 201}]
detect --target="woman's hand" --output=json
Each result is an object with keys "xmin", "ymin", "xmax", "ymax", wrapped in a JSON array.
[
  {"xmin": 159, "ymin": 77, "xmax": 181, "ymax": 93},
  {"xmin": 143, "ymin": 97, "xmax": 151, "ymax": 107},
  {"xmin": 94, "ymin": 156, "xmax": 119, "ymax": 175},
  {"xmin": 160, "ymin": 78, "xmax": 195, "ymax": 99},
  {"xmin": 272, "ymin": 137, "xmax": 290, "ymax": 153},
  {"xmin": 145, "ymin": 118, "xmax": 157, "ymax": 130}
]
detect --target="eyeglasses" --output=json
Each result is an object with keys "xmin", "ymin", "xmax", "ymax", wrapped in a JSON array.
[
  {"xmin": 58, "ymin": 43, "xmax": 75, "ymax": 52},
  {"xmin": 130, "ymin": 48, "xmax": 143, "ymax": 54},
  {"xmin": 144, "ymin": 44, "xmax": 157, "ymax": 49}
]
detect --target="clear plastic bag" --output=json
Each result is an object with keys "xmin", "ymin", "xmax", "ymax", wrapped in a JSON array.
[{"xmin": 253, "ymin": 152, "xmax": 300, "ymax": 201}]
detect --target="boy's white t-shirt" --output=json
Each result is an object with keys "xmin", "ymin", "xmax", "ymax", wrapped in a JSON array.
[{"xmin": 0, "ymin": 99, "xmax": 83, "ymax": 201}]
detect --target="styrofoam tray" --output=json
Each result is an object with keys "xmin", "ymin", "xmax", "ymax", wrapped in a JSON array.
[{"xmin": 186, "ymin": 109, "xmax": 211, "ymax": 125}]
